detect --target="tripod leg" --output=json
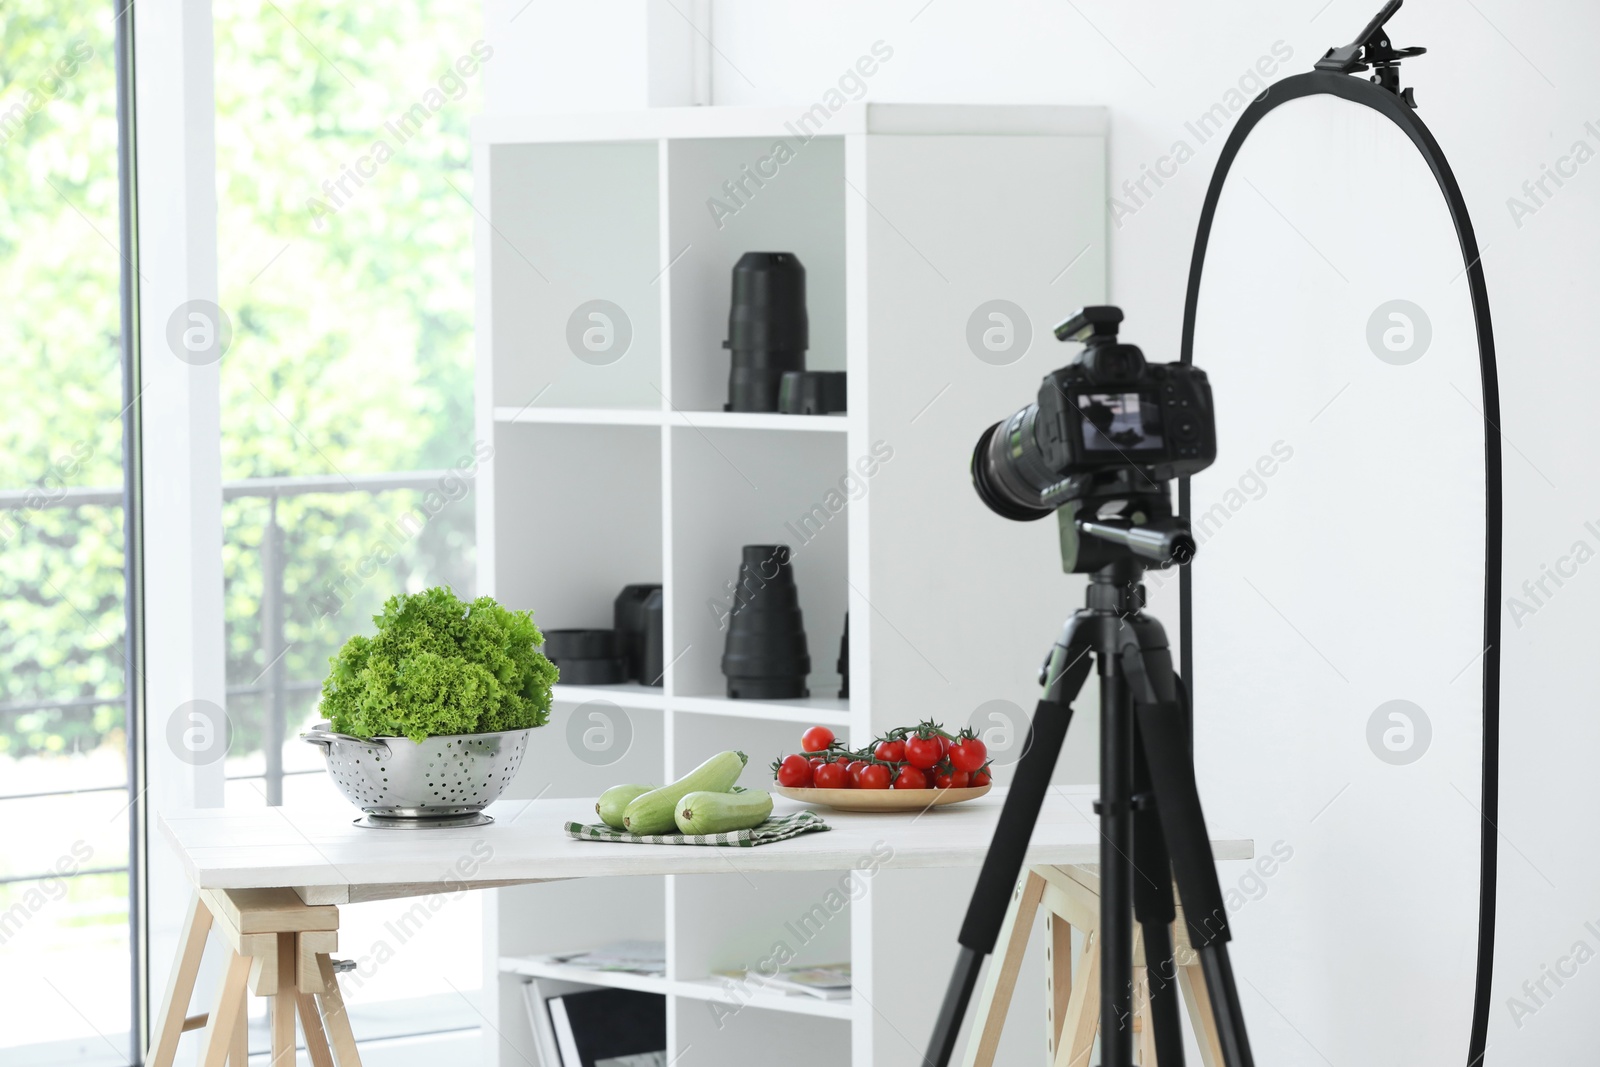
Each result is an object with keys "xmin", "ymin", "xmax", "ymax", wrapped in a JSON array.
[
  {"xmin": 926, "ymin": 615, "xmax": 1095, "ymax": 1067},
  {"xmin": 1139, "ymin": 921, "xmax": 1186, "ymax": 1065},
  {"xmin": 1131, "ymin": 721, "xmax": 1186, "ymax": 1066},
  {"xmin": 1120, "ymin": 638, "xmax": 1255, "ymax": 1067},
  {"xmin": 1098, "ymin": 632, "xmax": 1137, "ymax": 1067}
]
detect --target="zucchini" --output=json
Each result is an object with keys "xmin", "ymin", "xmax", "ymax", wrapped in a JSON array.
[
  {"xmin": 675, "ymin": 788, "xmax": 773, "ymax": 835},
  {"xmin": 623, "ymin": 750, "xmax": 747, "ymax": 834},
  {"xmin": 596, "ymin": 784, "xmax": 654, "ymax": 829}
]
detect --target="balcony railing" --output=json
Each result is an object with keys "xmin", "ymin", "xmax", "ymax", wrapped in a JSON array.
[{"xmin": 0, "ymin": 469, "xmax": 466, "ymax": 881}]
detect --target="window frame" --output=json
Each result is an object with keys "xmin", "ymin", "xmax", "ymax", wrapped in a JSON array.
[{"xmin": 128, "ymin": 0, "xmax": 229, "ymax": 1061}]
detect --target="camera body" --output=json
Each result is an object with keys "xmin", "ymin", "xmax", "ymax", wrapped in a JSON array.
[{"xmin": 972, "ymin": 306, "xmax": 1216, "ymax": 521}]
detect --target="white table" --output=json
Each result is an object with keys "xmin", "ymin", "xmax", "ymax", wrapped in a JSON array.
[
  {"xmin": 154, "ymin": 789, "xmax": 1251, "ymax": 1066},
  {"xmin": 160, "ymin": 788, "xmax": 1252, "ymax": 902}
]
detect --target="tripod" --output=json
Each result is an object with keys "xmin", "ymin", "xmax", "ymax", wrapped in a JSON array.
[{"xmin": 925, "ymin": 539, "xmax": 1254, "ymax": 1066}]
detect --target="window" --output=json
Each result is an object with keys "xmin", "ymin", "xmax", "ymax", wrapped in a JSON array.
[
  {"xmin": 0, "ymin": 3, "xmax": 135, "ymax": 1064},
  {"xmin": 1, "ymin": 5, "xmax": 487, "ymax": 1059}
]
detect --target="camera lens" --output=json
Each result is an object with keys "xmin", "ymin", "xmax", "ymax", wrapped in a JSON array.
[
  {"xmin": 725, "ymin": 252, "xmax": 808, "ymax": 412},
  {"xmin": 971, "ymin": 411, "xmax": 1057, "ymax": 522}
]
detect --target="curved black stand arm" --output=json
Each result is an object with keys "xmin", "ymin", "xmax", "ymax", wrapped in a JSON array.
[{"xmin": 1177, "ymin": 29, "xmax": 1503, "ymax": 1067}]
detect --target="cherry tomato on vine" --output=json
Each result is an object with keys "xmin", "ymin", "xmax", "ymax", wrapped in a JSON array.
[
  {"xmin": 858, "ymin": 764, "xmax": 891, "ymax": 789},
  {"xmin": 935, "ymin": 768, "xmax": 970, "ymax": 789},
  {"xmin": 814, "ymin": 761, "xmax": 849, "ymax": 789},
  {"xmin": 809, "ymin": 756, "xmax": 827, "ymax": 774},
  {"xmin": 873, "ymin": 739, "xmax": 905, "ymax": 763},
  {"xmin": 801, "ymin": 726, "xmax": 835, "ymax": 753},
  {"xmin": 970, "ymin": 765, "xmax": 992, "ymax": 787},
  {"xmin": 949, "ymin": 736, "xmax": 987, "ymax": 773},
  {"xmin": 777, "ymin": 753, "xmax": 813, "ymax": 788},
  {"xmin": 904, "ymin": 735, "xmax": 943, "ymax": 769},
  {"xmin": 893, "ymin": 765, "xmax": 929, "ymax": 790},
  {"xmin": 846, "ymin": 760, "xmax": 868, "ymax": 786}
]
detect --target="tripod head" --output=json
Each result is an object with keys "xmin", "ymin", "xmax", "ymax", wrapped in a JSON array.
[{"xmin": 1057, "ymin": 469, "xmax": 1196, "ymax": 576}]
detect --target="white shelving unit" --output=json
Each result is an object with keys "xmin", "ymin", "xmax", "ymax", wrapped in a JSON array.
[{"xmin": 474, "ymin": 102, "xmax": 1107, "ymax": 1067}]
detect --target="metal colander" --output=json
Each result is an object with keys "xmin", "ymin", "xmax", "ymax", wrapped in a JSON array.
[{"xmin": 302, "ymin": 722, "xmax": 532, "ymax": 822}]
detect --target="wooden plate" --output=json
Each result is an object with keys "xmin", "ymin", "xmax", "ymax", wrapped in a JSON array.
[{"xmin": 774, "ymin": 783, "xmax": 991, "ymax": 812}]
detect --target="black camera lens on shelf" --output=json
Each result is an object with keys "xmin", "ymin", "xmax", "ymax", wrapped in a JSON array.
[
  {"xmin": 640, "ymin": 589, "xmax": 665, "ymax": 688},
  {"xmin": 836, "ymin": 612, "xmax": 849, "ymax": 699},
  {"xmin": 613, "ymin": 584, "xmax": 662, "ymax": 682},
  {"xmin": 725, "ymin": 252, "xmax": 808, "ymax": 413},
  {"xmin": 778, "ymin": 370, "xmax": 846, "ymax": 415},
  {"xmin": 722, "ymin": 544, "xmax": 810, "ymax": 699},
  {"xmin": 542, "ymin": 629, "xmax": 626, "ymax": 686}
]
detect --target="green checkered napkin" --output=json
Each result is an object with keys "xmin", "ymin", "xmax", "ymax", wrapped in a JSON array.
[{"xmin": 564, "ymin": 810, "xmax": 829, "ymax": 847}]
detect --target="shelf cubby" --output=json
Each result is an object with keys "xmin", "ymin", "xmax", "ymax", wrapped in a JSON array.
[
  {"xmin": 491, "ymin": 420, "xmax": 665, "ymax": 805},
  {"xmin": 490, "ymin": 420, "xmax": 661, "ymax": 627},
  {"xmin": 489, "ymin": 141, "xmax": 662, "ymax": 411},
  {"xmin": 670, "ymin": 870, "xmax": 852, "ymax": 981},
  {"xmin": 668, "ymin": 425, "xmax": 848, "ymax": 702},
  {"xmin": 663, "ymin": 136, "xmax": 846, "ymax": 414},
  {"xmin": 489, "ymin": 874, "xmax": 667, "ymax": 1062}
]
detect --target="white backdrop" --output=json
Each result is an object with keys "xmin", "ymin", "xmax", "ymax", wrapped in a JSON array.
[{"xmin": 487, "ymin": 1, "xmax": 1600, "ymax": 1061}]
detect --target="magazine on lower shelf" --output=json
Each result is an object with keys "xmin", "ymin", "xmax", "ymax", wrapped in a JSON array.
[
  {"xmin": 713, "ymin": 962, "xmax": 852, "ymax": 1000},
  {"xmin": 544, "ymin": 939, "xmax": 666, "ymax": 977}
]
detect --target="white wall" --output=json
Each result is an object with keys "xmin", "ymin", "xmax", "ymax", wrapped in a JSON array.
[{"xmin": 486, "ymin": 1, "xmax": 1600, "ymax": 1062}]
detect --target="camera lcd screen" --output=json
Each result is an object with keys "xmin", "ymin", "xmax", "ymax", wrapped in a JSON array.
[{"xmin": 1076, "ymin": 391, "xmax": 1165, "ymax": 453}]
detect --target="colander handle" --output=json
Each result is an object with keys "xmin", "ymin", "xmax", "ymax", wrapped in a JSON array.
[{"xmin": 301, "ymin": 727, "xmax": 390, "ymax": 752}]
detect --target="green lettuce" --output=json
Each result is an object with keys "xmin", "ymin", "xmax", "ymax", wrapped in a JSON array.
[{"xmin": 319, "ymin": 587, "xmax": 558, "ymax": 741}]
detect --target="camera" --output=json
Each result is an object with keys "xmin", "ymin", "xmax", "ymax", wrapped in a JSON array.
[{"xmin": 971, "ymin": 306, "xmax": 1216, "ymax": 522}]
